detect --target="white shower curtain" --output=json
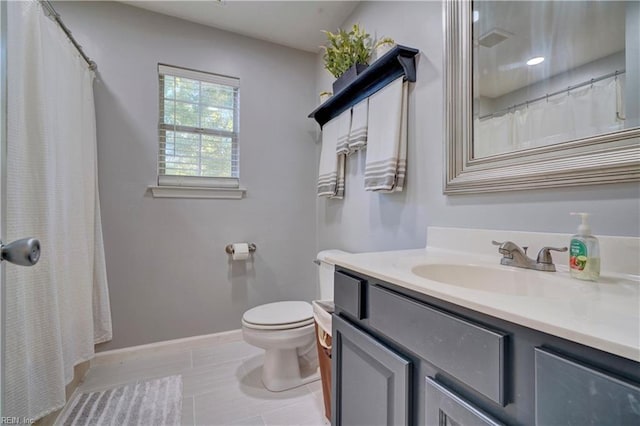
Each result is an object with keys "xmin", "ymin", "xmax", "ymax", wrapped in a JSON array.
[
  {"xmin": 6, "ymin": 0, "xmax": 112, "ymax": 420},
  {"xmin": 474, "ymin": 78, "xmax": 624, "ymax": 157}
]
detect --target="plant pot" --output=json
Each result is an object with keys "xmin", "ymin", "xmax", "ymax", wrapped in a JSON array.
[
  {"xmin": 332, "ymin": 63, "xmax": 369, "ymax": 94},
  {"xmin": 319, "ymin": 92, "xmax": 333, "ymax": 104}
]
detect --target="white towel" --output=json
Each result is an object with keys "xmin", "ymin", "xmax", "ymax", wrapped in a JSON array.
[
  {"xmin": 364, "ymin": 77, "xmax": 408, "ymax": 192},
  {"xmin": 348, "ymin": 98, "xmax": 369, "ymax": 152},
  {"xmin": 318, "ymin": 117, "xmax": 345, "ymax": 198},
  {"xmin": 335, "ymin": 109, "xmax": 352, "ymax": 156}
]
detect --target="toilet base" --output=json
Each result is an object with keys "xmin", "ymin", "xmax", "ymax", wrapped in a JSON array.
[{"xmin": 262, "ymin": 347, "xmax": 320, "ymax": 392}]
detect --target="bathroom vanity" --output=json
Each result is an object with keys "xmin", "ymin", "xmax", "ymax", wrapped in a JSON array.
[{"xmin": 329, "ymin": 228, "xmax": 640, "ymax": 426}]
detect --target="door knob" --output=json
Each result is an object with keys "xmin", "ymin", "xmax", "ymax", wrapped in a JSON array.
[{"xmin": 1, "ymin": 237, "xmax": 40, "ymax": 266}]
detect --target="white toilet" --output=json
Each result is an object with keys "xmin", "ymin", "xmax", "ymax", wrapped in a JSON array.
[{"xmin": 241, "ymin": 250, "xmax": 344, "ymax": 392}]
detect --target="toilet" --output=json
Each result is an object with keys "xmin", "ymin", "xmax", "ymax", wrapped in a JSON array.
[{"xmin": 241, "ymin": 250, "xmax": 345, "ymax": 392}]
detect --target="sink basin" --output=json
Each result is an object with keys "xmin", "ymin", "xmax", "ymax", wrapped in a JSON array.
[{"xmin": 411, "ymin": 263, "xmax": 592, "ymax": 298}]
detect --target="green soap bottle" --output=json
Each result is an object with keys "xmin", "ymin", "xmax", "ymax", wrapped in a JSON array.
[{"xmin": 569, "ymin": 212, "xmax": 600, "ymax": 281}]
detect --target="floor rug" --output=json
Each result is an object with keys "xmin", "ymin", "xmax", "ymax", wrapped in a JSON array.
[{"xmin": 56, "ymin": 375, "xmax": 182, "ymax": 425}]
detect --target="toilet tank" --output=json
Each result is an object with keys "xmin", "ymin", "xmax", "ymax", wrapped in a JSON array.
[{"xmin": 316, "ymin": 250, "xmax": 349, "ymax": 300}]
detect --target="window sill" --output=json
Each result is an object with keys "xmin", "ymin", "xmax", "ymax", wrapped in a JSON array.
[{"xmin": 148, "ymin": 185, "xmax": 246, "ymax": 199}]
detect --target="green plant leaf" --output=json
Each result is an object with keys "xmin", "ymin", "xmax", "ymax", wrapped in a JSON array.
[{"xmin": 321, "ymin": 24, "xmax": 373, "ymax": 78}]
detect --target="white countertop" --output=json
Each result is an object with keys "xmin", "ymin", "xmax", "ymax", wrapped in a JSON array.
[{"xmin": 327, "ymin": 247, "xmax": 640, "ymax": 362}]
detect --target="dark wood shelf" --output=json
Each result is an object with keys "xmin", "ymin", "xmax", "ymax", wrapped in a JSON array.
[{"xmin": 308, "ymin": 45, "xmax": 419, "ymax": 128}]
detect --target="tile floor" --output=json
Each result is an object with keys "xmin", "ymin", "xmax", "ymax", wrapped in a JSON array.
[{"xmin": 70, "ymin": 338, "xmax": 330, "ymax": 426}]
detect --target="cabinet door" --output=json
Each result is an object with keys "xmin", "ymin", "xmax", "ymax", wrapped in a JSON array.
[
  {"xmin": 425, "ymin": 378, "xmax": 504, "ymax": 426},
  {"xmin": 332, "ymin": 315, "xmax": 411, "ymax": 426},
  {"xmin": 535, "ymin": 348, "xmax": 640, "ymax": 425}
]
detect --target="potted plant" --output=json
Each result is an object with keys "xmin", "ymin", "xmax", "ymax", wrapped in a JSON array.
[
  {"xmin": 373, "ymin": 37, "xmax": 396, "ymax": 61},
  {"xmin": 319, "ymin": 91, "xmax": 333, "ymax": 104},
  {"xmin": 321, "ymin": 24, "xmax": 373, "ymax": 94}
]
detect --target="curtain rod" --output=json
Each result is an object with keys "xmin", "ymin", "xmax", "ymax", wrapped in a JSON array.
[
  {"xmin": 38, "ymin": 0, "xmax": 97, "ymax": 71},
  {"xmin": 478, "ymin": 69, "xmax": 625, "ymax": 120}
]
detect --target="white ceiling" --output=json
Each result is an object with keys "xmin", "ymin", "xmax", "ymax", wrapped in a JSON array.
[
  {"xmin": 476, "ymin": 1, "xmax": 627, "ymax": 98},
  {"xmin": 119, "ymin": 0, "xmax": 360, "ymax": 53}
]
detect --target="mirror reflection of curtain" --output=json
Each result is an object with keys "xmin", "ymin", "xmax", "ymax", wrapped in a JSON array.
[
  {"xmin": 474, "ymin": 114, "xmax": 513, "ymax": 158},
  {"xmin": 474, "ymin": 79, "xmax": 624, "ymax": 158}
]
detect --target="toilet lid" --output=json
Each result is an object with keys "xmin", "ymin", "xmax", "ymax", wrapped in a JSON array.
[{"xmin": 242, "ymin": 301, "xmax": 313, "ymax": 327}]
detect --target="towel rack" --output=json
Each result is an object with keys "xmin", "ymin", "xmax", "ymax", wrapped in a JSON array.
[{"xmin": 308, "ymin": 45, "xmax": 419, "ymax": 128}]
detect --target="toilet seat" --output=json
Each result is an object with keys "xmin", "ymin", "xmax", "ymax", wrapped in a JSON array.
[{"xmin": 242, "ymin": 301, "xmax": 313, "ymax": 330}]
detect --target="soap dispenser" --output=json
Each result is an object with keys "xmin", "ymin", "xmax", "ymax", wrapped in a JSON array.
[{"xmin": 569, "ymin": 212, "xmax": 600, "ymax": 281}]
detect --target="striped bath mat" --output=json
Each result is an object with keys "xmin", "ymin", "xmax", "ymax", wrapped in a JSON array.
[{"xmin": 56, "ymin": 375, "xmax": 182, "ymax": 426}]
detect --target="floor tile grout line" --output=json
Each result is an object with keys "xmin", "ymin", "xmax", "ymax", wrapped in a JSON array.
[{"xmin": 191, "ymin": 396, "xmax": 196, "ymax": 426}]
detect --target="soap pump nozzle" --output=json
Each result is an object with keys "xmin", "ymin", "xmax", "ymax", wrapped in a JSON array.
[{"xmin": 571, "ymin": 212, "xmax": 591, "ymax": 236}]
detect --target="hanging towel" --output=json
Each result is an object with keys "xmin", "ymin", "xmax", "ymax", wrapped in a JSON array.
[
  {"xmin": 348, "ymin": 98, "xmax": 369, "ymax": 152},
  {"xmin": 335, "ymin": 109, "xmax": 352, "ymax": 156},
  {"xmin": 318, "ymin": 118, "xmax": 345, "ymax": 198},
  {"xmin": 364, "ymin": 77, "xmax": 408, "ymax": 192}
]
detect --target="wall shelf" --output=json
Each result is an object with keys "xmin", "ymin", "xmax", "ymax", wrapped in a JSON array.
[{"xmin": 308, "ymin": 45, "xmax": 419, "ymax": 128}]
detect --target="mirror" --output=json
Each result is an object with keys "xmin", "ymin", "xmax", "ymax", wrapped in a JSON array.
[{"xmin": 444, "ymin": 1, "xmax": 639, "ymax": 194}]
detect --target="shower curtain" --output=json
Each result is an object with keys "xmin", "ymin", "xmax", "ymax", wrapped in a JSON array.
[
  {"xmin": 6, "ymin": 0, "xmax": 112, "ymax": 419},
  {"xmin": 474, "ymin": 78, "xmax": 624, "ymax": 157}
]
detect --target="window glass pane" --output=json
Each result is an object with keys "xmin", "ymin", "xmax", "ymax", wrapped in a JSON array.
[
  {"xmin": 174, "ymin": 101, "xmax": 200, "ymax": 127},
  {"xmin": 202, "ymin": 107, "xmax": 234, "ymax": 131},
  {"xmin": 163, "ymin": 100, "xmax": 175, "ymax": 125},
  {"xmin": 174, "ymin": 77, "xmax": 200, "ymax": 103},
  {"xmin": 162, "ymin": 131, "xmax": 175, "ymax": 156},
  {"xmin": 158, "ymin": 66, "xmax": 240, "ymax": 181},
  {"xmin": 164, "ymin": 132, "xmax": 200, "ymax": 175},
  {"xmin": 201, "ymin": 135, "xmax": 234, "ymax": 177},
  {"xmin": 163, "ymin": 75, "xmax": 175, "ymax": 99},
  {"xmin": 201, "ymin": 83, "xmax": 235, "ymax": 108}
]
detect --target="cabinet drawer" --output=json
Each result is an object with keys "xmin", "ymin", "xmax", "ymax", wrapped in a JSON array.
[
  {"xmin": 334, "ymin": 271, "xmax": 365, "ymax": 319},
  {"xmin": 535, "ymin": 348, "xmax": 640, "ymax": 425},
  {"xmin": 369, "ymin": 285, "xmax": 507, "ymax": 405},
  {"xmin": 426, "ymin": 377, "xmax": 504, "ymax": 426}
]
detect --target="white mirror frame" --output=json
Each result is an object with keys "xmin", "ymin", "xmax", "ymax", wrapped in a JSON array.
[{"xmin": 443, "ymin": 0, "xmax": 640, "ymax": 194}]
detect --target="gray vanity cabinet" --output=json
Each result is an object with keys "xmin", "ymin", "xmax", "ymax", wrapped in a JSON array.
[
  {"xmin": 332, "ymin": 268, "xmax": 640, "ymax": 426},
  {"xmin": 331, "ymin": 314, "xmax": 412, "ymax": 426}
]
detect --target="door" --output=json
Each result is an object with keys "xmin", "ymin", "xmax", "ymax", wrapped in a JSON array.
[
  {"xmin": 425, "ymin": 378, "xmax": 504, "ymax": 426},
  {"xmin": 535, "ymin": 348, "xmax": 640, "ymax": 425},
  {"xmin": 332, "ymin": 314, "xmax": 411, "ymax": 426}
]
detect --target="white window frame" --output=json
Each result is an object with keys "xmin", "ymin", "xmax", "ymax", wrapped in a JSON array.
[{"xmin": 150, "ymin": 64, "xmax": 246, "ymax": 199}]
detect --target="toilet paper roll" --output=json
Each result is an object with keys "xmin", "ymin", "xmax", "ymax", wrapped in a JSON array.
[{"xmin": 231, "ymin": 243, "xmax": 250, "ymax": 261}]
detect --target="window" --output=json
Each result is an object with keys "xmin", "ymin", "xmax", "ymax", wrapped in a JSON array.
[{"xmin": 154, "ymin": 64, "xmax": 244, "ymax": 198}]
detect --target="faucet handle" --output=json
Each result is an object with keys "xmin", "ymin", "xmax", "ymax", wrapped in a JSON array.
[
  {"xmin": 536, "ymin": 246, "xmax": 568, "ymax": 264},
  {"xmin": 491, "ymin": 240, "xmax": 503, "ymax": 246}
]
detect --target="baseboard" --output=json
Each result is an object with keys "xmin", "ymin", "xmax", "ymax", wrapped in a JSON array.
[{"xmin": 91, "ymin": 329, "xmax": 243, "ymax": 366}]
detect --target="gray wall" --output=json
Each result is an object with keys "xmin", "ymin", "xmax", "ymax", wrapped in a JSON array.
[
  {"xmin": 56, "ymin": 1, "xmax": 319, "ymax": 351},
  {"xmin": 316, "ymin": 1, "xmax": 640, "ymax": 254}
]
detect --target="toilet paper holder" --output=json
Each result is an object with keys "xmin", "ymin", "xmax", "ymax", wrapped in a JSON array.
[{"xmin": 225, "ymin": 243, "xmax": 257, "ymax": 255}]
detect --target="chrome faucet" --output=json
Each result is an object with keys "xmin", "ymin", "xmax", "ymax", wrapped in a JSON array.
[{"xmin": 492, "ymin": 241, "xmax": 567, "ymax": 272}]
